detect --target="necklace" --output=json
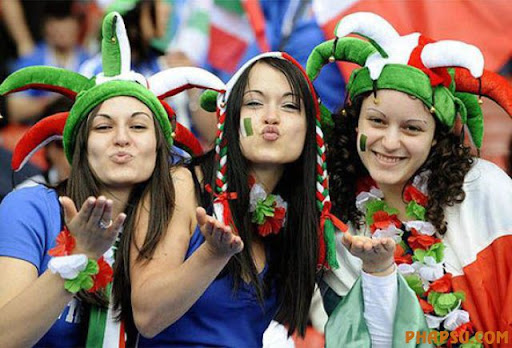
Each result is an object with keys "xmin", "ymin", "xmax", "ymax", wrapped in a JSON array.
[
  {"xmin": 249, "ymin": 180, "xmax": 287, "ymax": 237},
  {"xmin": 356, "ymin": 174, "xmax": 478, "ymax": 346}
]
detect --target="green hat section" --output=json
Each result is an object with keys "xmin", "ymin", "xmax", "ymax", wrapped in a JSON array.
[
  {"xmin": 64, "ymin": 81, "xmax": 171, "ymax": 162},
  {"xmin": 347, "ymin": 64, "xmax": 462, "ymax": 129},
  {"xmin": 0, "ymin": 11, "xmax": 175, "ymax": 163},
  {"xmin": 306, "ymin": 13, "xmax": 488, "ymax": 148}
]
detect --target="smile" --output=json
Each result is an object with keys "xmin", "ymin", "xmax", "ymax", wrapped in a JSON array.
[{"xmin": 373, "ymin": 151, "xmax": 406, "ymax": 165}]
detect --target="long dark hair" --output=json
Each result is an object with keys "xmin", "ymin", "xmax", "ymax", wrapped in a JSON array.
[
  {"xmin": 195, "ymin": 57, "xmax": 318, "ymax": 336},
  {"xmin": 327, "ymin": 93, "xmax": 473, "ymax": 235},
  {"xmin": 55, "ymin": 101, "xmax": 175, "ymax": 337}
]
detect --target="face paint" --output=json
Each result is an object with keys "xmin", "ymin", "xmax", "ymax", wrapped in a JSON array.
[
  {"xmin": 359, "ymin": 133, "xmax": 367, "ymax": 152},
  {"xmin": 241, "ymin": 117, "xmax": 254, "ymax": 137}
]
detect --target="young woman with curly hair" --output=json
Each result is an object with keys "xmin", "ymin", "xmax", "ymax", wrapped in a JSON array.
[{"xmin": 307, "ymin": 12, "xmax": 512, "ymax": 348}]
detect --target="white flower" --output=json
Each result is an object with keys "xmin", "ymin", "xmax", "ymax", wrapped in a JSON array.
[
  {"xmin": 103, "ymin": 248, "xmax": 115, "ymax": 266},
  {"xmin": 397, "ymin": 263, "xmax": 415, "ymax": 276},
  {"xmin": 249, "ymin": 184, "xmax": 267, "ymax": 212},
  {"xmin": 413, "ymin": 257, "xmax": 444, "ymax": 281},
  {"xmin": 372, "ymin": 224, "xmax": 403, "ymax": 242},
  {"xmin": 444, "ymin": 309, "xmax": 470, "ymax": 331},
  {"xmin": 355, "ymin": 187, "xmax": 383, "ymax": 211},
  {"xmin": 425, "ymin": 314, "xmax": 445, "ymax": 329},
  {"xmin": 412, "ymin": 171, "xmax": 430, "ymax": 194},
  {"xmin": 404, "ymin": 221, "xmax": 436, "ymax": 236},
  {"xmin": 48, "ymin": 254, "xmax": 88, "ymax": 279}
]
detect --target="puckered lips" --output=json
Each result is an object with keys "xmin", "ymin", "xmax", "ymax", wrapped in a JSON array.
[
  {"xmin": 110, "ymin": 151, "xmax": 134, "ymax": 164},
  {"xmin": 262, "ymin": 125, "xmax": 280, "ymax": 141}
]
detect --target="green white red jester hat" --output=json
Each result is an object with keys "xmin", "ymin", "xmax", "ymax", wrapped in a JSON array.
[
  {"xmin": 307, "ymin": 12, "xmax": 512, "ymax": 149},
  {"xmin": 201, "ymin": 52, "xmax": 347, "ymax": 270},
  {"xmin": 0, "ymin": 12, "xmax": 226, "ymax": 172}
]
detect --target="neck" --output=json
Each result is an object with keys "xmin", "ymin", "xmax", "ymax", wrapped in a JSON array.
[
  {"xmin": 100, "ymin": 188, "xmax": 131, "ymax": 217},
  {"xmin": 249, "ymin": 163, "xmax": 284, "ymax": 193},
  {"xmin": 378, "ymin": 183, "xmax": 408, "ymax": 220}
]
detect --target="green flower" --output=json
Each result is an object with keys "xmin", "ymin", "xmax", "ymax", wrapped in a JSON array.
[
  {"xmin": 460, "ymin": 336, "xmax": 483, "ymax": 348},
  {"xmin": 404, "ymin": 274, "xmax": 425, "ymax": 296},
  {"xmin": 365, "ymin": 200, "xmax": 398, "ymax": 225},
  {"xmin": 252, "ymin": 195, "xmax": 276, "ymax": 225},
  {"xmin": 428, "ymin": 291, "xmax": 460, "ymax": 316},
  {"xmin": 406, "ymin": 200, "xmax": 426, "ymax": 220},
  {"xmin": 64, "ymin": 259, "xmax": 99, "ymax": 293}
]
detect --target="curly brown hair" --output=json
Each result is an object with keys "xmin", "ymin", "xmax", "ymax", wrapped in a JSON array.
[{"xmin": 327, "ymin": 94, "xmax": 474, "ymax": 235}]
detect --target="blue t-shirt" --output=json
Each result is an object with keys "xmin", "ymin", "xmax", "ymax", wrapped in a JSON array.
[
  {"xmin": 0, "ymin": 185, "xmax": 85, "ymax": 347},
  {"xmin": 138, "ymin": 226, "xmax": 278, "ymax": 348}
]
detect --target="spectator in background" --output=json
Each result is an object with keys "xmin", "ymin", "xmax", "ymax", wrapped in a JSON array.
[{"xmin": 6, "ymin": 1, "xmax": 90, "ymax": 124}]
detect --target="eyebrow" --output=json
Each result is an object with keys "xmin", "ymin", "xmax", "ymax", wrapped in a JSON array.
[
  {"xmin": 367, "ymin": 108, "xmax": 428, "ymax": 125},
  {"xmin": 94, "ymin": 111, "xmax": 152, "ymax": 120},
  {"xmin": 243, "ymin": 90, "xmax": 299, "ymax": 98}
]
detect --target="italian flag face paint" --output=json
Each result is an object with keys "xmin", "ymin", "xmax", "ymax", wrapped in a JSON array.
[
  {"xmin": 240, "ymin": 117, "xmax": 254, "ymax": 137},
  {"xmin": 359, "ymin": 133, "xmax": 367, "ymax": 152}
]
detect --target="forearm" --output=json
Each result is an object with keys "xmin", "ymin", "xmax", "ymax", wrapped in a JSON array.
[
  {"xmin": 361, "ymin": 266, "xmax": 398, "ymax": 348},
  {"xmin": 132, "ymin": 243, "xmax": 232, "ymax": 338},
  {"xmin": 0, "ymin": 270, "xmax": 74, "ymax": 348}
]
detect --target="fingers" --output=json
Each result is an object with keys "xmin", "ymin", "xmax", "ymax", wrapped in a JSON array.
[
  {"xmin": 381, "ymin": 238, "xmax": 396, "ymax": 252},
  {"xmin": 230, "ymin": 236, "xmax": 244, "ymax": 254},
  {"xmin": 196, "ymin": 207, "xmax": 208, "ymax": 227},
  {"xmin": 111, "ymin": 213, "xmax": 127, "ymax": 233},
  {"xmin": 59, "ymin": 196, "xmax": 79, "ymax": 225},
  {"xmin": 89, "ymin": 196, "xmax": 107, "ymax": 226}
]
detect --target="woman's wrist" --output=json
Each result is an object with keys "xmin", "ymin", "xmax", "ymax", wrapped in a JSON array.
[{"xmin": 362, "ymin": 261, "xmax": 396, "ymax": 276}]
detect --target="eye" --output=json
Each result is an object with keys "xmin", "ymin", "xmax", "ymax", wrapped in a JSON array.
[
  {"xmin": 131, "ymin": 124, "xmax": 148, "ymax": 130},
  {"xmin": 404, "ymin": 125, "xmax": 423, "ymax": 133},
  {"xmin": 244, "ymin": 100, "xmax": 263, "ymax": 108},
  {"xmin": 283, "ymin": 102, "xmax": 300, "ymax": 111},
  {"xmin": 368, "ymin": 117, "xmax": 385, "ymax": 125},
  {"xmin": 93, "ymin": 124, "xmax": 112, "ymax": 131}
]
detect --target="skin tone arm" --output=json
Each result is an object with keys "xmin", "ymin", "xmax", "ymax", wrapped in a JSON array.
[
  {"xmin": 341, "ymin": 232, "xmax": 396, "ymax": 276},
  {"xmin": 130, "ymin": 167, "xmax": 243, "ymax": 338},
  {"xmin": 0, "ymin": 0, "xmax": 34, "ymax": 56},
  {"xmin": 0, "ymin": 197, "xmax": 125, "ymax": 348}
]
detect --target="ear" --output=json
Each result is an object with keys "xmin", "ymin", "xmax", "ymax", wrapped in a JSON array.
[
  {"xmin": 355, "ymin": 127, "xmax": 359, "ymax": 133},
  {"xmin": 431, "ymin": 139, "xmax": 437, "ymax": 147}
]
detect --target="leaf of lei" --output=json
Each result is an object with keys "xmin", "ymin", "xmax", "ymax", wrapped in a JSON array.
[
  {"xmin": 406, "ymin": 200, "xmax": 426, "ymax": 220},
  {"xmin": 404, "ymin": 274, "xmax": 425, "ymax": 296}
]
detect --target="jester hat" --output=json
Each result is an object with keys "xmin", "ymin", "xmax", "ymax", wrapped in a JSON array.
[
  {"xmin": 307, "ymin": 12, "xmax": 512, "ymax": 149},
  {"xmin": 0, "ymin": 12, "xmax": 226, "ymax": 171},
  {"xmin": 201, "ymin": 52, "xmax": 346, "ymax": 270}
]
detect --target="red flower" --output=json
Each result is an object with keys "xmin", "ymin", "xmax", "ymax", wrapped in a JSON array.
[
  {"xmin": 404, "ymin": 185, "xmax": 428, "ymax": 206},
  {"xmin": 356, "ymin": 176, "xmax": 377, "ymax": 194},
  {"xmin": 88, "ymin": 257, "xmax": 114, "ymax": 293},
  {"xmin": 394, "ymin": 244, "xmax": 413, "ymax": 265},
  {"xmin": 448, "ymin": 322, "xmax": 475, "ymax": 346},
  {"xmin": 258, "ymin": 207, "xmax": 286, "ymax": 237},
  {"xmin": 429, "ymin": 273, "xmax": 453, "ymax": 293},
  {"xmin": 370, "ymin": 211, "xmax": 401, "ymax": 233},
  {"xmin": 48, "ymin": 227, "xmax": 76, "ymax": 256},
  {"xmin": 407, "ymin": 229, "xmax": 441, "ymax": 250},
  {"xmin": 417, "ymin": 296, "xmax": 434, "ymax": 314}
]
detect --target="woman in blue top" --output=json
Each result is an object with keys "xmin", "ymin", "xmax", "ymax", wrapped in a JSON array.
[
  {"xmin": 0, "ymin": 12, "xmax": 224, "ymax": 347},
  {"xmin": 117, "ymin": 52, "xmax": 342, "ymax": 347}
]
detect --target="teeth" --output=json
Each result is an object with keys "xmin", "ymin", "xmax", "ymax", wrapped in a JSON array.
[{"xmin": 375, "ymin": 152, "xmax": 402, "ymax": 163}]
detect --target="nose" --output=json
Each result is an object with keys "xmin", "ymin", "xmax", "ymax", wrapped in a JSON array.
[
  {"xmin": 381, "ymin": 127, "xmax": 401, "ymax": 151},
  {"xmin": 114, "ymin": 126, "xmax": 131, "ymax": 147},
  {"xmin": 264, "ymin": 104, "xmax": 280, "ymax": 125}
]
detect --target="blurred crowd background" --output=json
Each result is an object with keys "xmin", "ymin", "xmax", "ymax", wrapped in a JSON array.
[{"xmin": 0, "ymin": 1, "xmax": 510, "ymax": 346}]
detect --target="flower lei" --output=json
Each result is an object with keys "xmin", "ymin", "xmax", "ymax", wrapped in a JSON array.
[
  {"xmin": 248, "ymin": 181, "xmax": 287, "ymax": 237},
  {"xmin": 356, "ymin": 174, "xmax": 481, "ymax": 348},
  {"xmin": 48, "ymin": 226, "xmax": 114, "ymax": 294}
]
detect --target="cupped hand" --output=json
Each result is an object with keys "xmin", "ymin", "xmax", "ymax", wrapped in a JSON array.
[
  {"xmin": 60, "ymin": 196, "xmax": 126, "ymax": 259},
  {"xmin": 196, "ymin": 207, "xmax": 243, "ymax": 258},
  {"xmin": 341, "ymin": 231, "xmax": 396, "ymax": 274}
]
